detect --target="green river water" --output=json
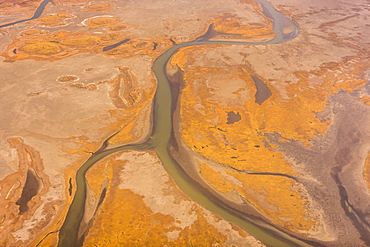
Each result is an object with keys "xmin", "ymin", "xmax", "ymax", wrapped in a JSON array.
[{"xmin": 56, "ymin": 1, "xmax": 313, "ymax": 246}]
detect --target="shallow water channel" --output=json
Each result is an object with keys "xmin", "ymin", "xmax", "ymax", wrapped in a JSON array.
[
  {"xmin": 0, "ymin": 0, "xmax": 52, "ymax": 28},
  {"xmin": 54, "ymin": 1, "xmax": 311, "ymax": 246}
]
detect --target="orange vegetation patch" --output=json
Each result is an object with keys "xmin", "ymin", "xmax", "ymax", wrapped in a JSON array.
[
  {"xmin": 85, "ymin": 154, "xmax": 114, "ymax": 199},
  {"xmin": 85, "ymin": 3, "xmax": 111, "ymax": 11},
  {"xmin": 199, "ymin": 163, "xmax": 316, "ymax": 233},
  {"xmin": 85, "ymin": 16, "xmax": 119, "ymax": 28},
  {"xmin": 108, "ymin": 23, "xmax": 128, "ymax": 31},
  {"xmin": 37, "ymin": 13, "xmax": 73, "ymax": 26},
  {"xmin": 20, "ymin": 42, "xmax": 61, "ymax": 54},
  {"xmin": 107, "ymin": 67, "xmax": 143, "ymax": 109},
  {"xmin": 212, "ymin": 13, "xmax": 275, "ymax": 39},
  {"xmin": 199, "ymin": 163, "xmax": 235, "ymax": 194},
  {"xmin": 20, "ymin": 29, "xmax": 48, "ymax": 35},
  {"xmin": 360, "ymin": 96, "xmax": 370, "ymax": 105},
  {"xmin": 99, "ymin": 67, "xmax": 155, "ymax": 146},
  {"xmin": 275, "ymin": 5, "xmax": 297, "ymax": 16},
  {"xmin": 5, "ymin": 0, "xmax": 41, "ymax": 7},
  {"xmin": 0, "ymin": 0, "xmax": 40, "ymax": 15},
  {"xmin": 171, "ymin": 41, "xmax": 368, "ymax": 235},
  {"xmin": 103, "ymin": 107, "xmax": 152, "ymax": 146},
  {"xmin": 60, "ymin": 36, "xmax": 100, "ymax": 46},
  {"xmin": 172, "ymin": 45, "xmax": 319, "ymax": 232},
  {"xmin": 85, "ymin": 189, "xmax": 218, "ymax": 246},
  {"xmin": 211, "ymin": 0, "xmax": 275, "ymax": 40},
  {"xmin": 230, "ymin": 172, "xmax": 316, "ymax": 233},
  {"xmin": 69, "ymin": 83, "xmax": 97, "ymax": 90},
  {"xmin": 103, "ymin": 40, "xmax": 158, "ymax": 57},
  {"xmin": 3, "ymin": 29, "xmax": 171, "ymax": 61},
  {"xmin": 4, "ymin": 31, "xmax": 105, "ymax": 60},
  {"xmin": 363, "ymin": 152, "xmax": 370, "ymax": 192},
  {"xmin": 172, "ymin": 47, "xmax": 369, "ymax": 151},
  {"xmin": 58, "ymin": 75, "xmax": 79, "ymax": 82},
  {"xmin": 83, "ymin": 152, "xmax": 233, "ymax": 246},
  {"xmin": 0, "ymin": 2, "xmax": 13, "ymax": 8},
  {"xmin": 171, "ymin": 51, "xmax": 300, "ymax": 173}
]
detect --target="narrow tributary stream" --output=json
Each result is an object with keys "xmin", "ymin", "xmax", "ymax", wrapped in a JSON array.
[{"xmin": 0, "ymin": 0, "xmax": 52, "ymax": 28}]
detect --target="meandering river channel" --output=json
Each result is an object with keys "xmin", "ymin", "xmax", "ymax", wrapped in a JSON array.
[
  {"xmin": 0, "ymin": 0, "xmax": 313, "ymax": 246},
  {"xmin": 55, "ymin": 1, "xmax": 310, "ymax": 246},
  {"xmin": 0, "ymin": 0, "xmax": 52, "ymax": 28}
]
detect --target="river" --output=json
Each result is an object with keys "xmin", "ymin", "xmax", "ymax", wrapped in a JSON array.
[
  {"xmin": 56, "ymin": 0, "xmax": 311, "ymax": 246},
  {"xmin": 0, "ymin": 0, "xmax": 52, "ymax": 28},
  {"xmin": 0, "ymin": 0, "xmax": 312, "ymax": 246}
]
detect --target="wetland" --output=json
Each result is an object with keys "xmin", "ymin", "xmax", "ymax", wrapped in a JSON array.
[{"xmin": 0, "ymin": 0, "xmax": 370, "ymax": 246}]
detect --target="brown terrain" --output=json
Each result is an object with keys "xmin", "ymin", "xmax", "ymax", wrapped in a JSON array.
[{"xmin": 0, "ymin": 0, "xmax": 369, "ymax": 246}]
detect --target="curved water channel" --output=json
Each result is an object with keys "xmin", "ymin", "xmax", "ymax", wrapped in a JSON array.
[
  {"xmin": 0, "ymin": 0, "xmax": 310, "ymax": 246},
  {"xmin": 1, "ymin": 0, "xmax": 308, "ymax": 245},
  {"xmin": 56, "ymin": 1, "xmax": 311, "ymax": 246},
  {"xmin": 0, "ymin": 0, "xmax": 52, "ymax": 28}
]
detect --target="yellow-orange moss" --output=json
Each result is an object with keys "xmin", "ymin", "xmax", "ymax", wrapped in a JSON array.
[
  {"xmin": 85, "ymin": 3, "xmax": 111, "ymax": 11},
  {"xmin": 364, "ymin": 152, "xmax": 370, "ymax": 192},
  {"xmin": 105, "ymin": 112, "xmax": 141, "ymax": 144},
  {"xmin": 69, "ymin": 83, "xmax": 97, "ymax": 90},
  {"xmin": 212, "ymin": 13, "xmax": 275, "ymax": 39},
  {"xmin": 84, "ymin": 188, "xmax": 175, "ymax": 246},
  {"xmin": 199, "ymin": 162, "xmax": 316, "ymax": 233},
  {"xmin": 199, "ymin": 163, "xmax": 235, "ymax": 193},
  {"xmin": 99, "ymin": 32, "xmax": 121, "ymax": 41},
  {"xmin": 245, "ymin": 69, "xmax": 331, "ymax": 145},
  {"xmin": 104, "ymin": 40, "xmax": 157, "ymax": 58},
  {"xmin": 175, "ymin": 209, "xmax": 228, "ymax": 246},
  {"xmin": 103, "ymin": 88, "xmax": 153, "ymax": 145},
  {"xmin": 85, "ymin": 16, "xmax": 119, "ymax": 28},
  {"xmin": 176, "ymin": 62, "xmax": 298, "ymax": 173},
  {"xmin": 108, "ymin": 23, "xmax": 128, "ymax": 31},
  {"xmin": 3, "ymin": 29, "xmax": 169, "ymax": 61},
  {"xmin": 20, "ymin": 29, "xmax": 48, "ymax": 35},
  {"xmin": 211, "ymin": 0, "xmax": 275, "ymax": 40},
  {"xmin": 63, "ymin": 135, "xmax": 102, "ymax": 156},
  {"xmin": 98, "ymin": 67, "xmax": 155, "ymax": 146},
  {"xmin": 83, "ymin": 155, "xmax": 229, "ymax": 246},
  {"xmin": 230, "ymin": 172, "xmax": 316, "ymax": 233},
  {"xmin": 170, "ymin": 42, "xmax": 367, "ymax": 236},
  {"xmin": 21, "ymin": 42, "xmax": 61, "ymax": 54},
  {"xmin": 0, "ymin": 2, "xmax": 12, "ymax": 7},
  {"xmin": 60, "ymin": 36, "xmax": 100, "ymax": 46},
  {"xmin": 275, "ymin": 4, "xmax": 297, "ymax": 16},
  {"xmin": 37, "ymin": 13, "xmax": 73, "ymax": 26},
  {"xmin": 360, "ymin": 96, "xmax": 370, "ymax": 105},
  {"xmin": 172, "ymin": 45, "xmax": 368, "ymax": 168},
  {"xmin": 33, "ymin": 232, "xmax": 59, "ymax": 247},
  {"xmin": 58, "ymin": 75, "xmax": 79, "ymax": 82},
  {"xmin": 24, "ymin": 38, "xmax": 45, "ymax": 44},
  {"xmin": 85, "ymin": 155, "xmax": 115, "ymax": 198}
]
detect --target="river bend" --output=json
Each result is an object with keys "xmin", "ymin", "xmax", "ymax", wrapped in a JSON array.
[{"xmin": 53, "ymin": 1, "xmax": 308, "ymax": 246}]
